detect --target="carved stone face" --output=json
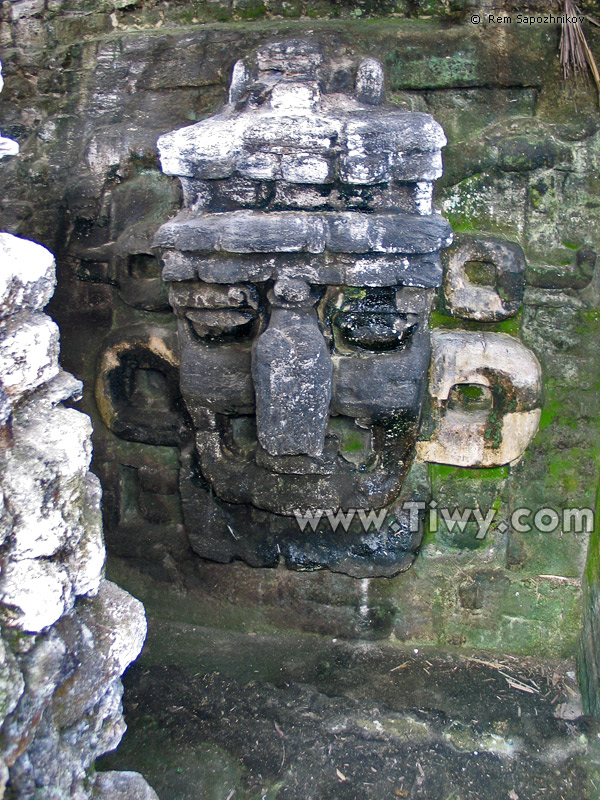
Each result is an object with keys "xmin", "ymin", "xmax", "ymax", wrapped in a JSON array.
[
  {"xmin": 168, "ymin": 276, "xmax": 432, "ymax": 517},
  {"xmin": 152, "ymin": 40, "xmax": 540, "ymax": 576},
  {"xmin": 152, "ymin": 40, "xmax": 453, "ymax": 575}
]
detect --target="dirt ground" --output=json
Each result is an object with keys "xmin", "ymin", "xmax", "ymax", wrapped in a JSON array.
[{"xmin": 98, "ymin": 620, "xmax": 600, "ymax": 799}]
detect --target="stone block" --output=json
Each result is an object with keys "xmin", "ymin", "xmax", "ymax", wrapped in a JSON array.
[
  {"xmin": 9, "ymin": 0, "xmax": 45, "ymax": 21},
  {"xmin": 441, "ymin": 235, "xmax": 526, "ymax": 321},
  {"xmin": 418, "ymin": 330, "xmax": 542, "ymax": 468},
  {"xmin": 0, "ymin": 638, "xmax": 24, "ymax": 720},
  {"xmin": 93, "ymin": 771, "xmax": 159, "ymax": 800},
  {"xmin": 156, "ymin": 210, "xmax": 452, "ymax": 256},
  {"xmin": 355, "ymin": 57, "xmax": 385, "ymax": 105},
  {"xmin": 0, "ymin": 314, "xmax": 59, "ymax": 403},
  {"xmin": 52, "ymin": 580, "xmax": 146, "ymax": 728},
  {"xmin": 1, "ymin": 405, "xmax": 93, "ymax": 560},
  {"xmin": 332, "ymin": 331, "xmax": 429, "ymax": 420},
  {"xmin": 0, "ymin": 559, "xmax": 71, "ymax": 633},
  {"xmin": 253, "ymin": 308, "xmax": 333, "ymax": 457}
]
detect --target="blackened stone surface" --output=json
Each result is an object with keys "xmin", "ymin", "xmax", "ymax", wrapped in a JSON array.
[
  {"xmin": 161, "ymin": 251, "xmax": 443, "ymax": 289},
  {"xmin": 178, "ymin": 445, "xmax": 427, "ymax": 577}
]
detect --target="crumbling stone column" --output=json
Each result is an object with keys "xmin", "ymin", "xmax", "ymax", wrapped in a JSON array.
[{"xmin": 0, "ymin": 232, "xmax": 158, "ymax": 800}]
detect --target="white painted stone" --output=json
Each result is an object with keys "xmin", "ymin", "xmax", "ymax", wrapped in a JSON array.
[
  {"xmin": 355, "ymin": 58, "xmax": 385, "ymax": 105},
  {"xmin": 418, "ymin": 330, "xmax": 542, "ymax": 467},
  {"xmin": 0, "ymin": 313, "xmax": 59, "ymax": 400},
  {"xmin": 243, "ymin": 114, "xmax": 340, "ymax": 155},
  {"xmin": 9, "ymin": 0, "xmax": 45, "ymax": 20},
  {"xmin": 236, "ymin": 151, "xmax": 281, "ymax": 181},
  {"xmin": 418, "ymin": 407, "xmax": 542, "ymax": 467},
  {"xmin": 414, "ymin": 182, "xmax": 433, "ymax": 215},
  {"xmin": 270, "ymin": 81, "xmax": 321, "ymax": 112},
  {"xmin": 280, "ymin": 153, "xmax": 331, "ymax": 183},
  {"xmin": 157, "ymin": 97, "xmax": 445, "ymax": 186},
  {"xmin": 228, "ymin": 60, "xmax": 249, "ymax": 105},
  {"xmin": 442, "ymin": 237, "xmax": 526, "ymax": 321},
  {"xmin": 157, "ymin": 117, "xmax": 242, "ymax": 179},
  {"xmin": 1, "ymin": 402, "xmax": 94, "ymax": 560},
  {"xmin": 93, "ymin": 771, "xmax": 160, "ymax": 800},
  {"xmin": 429, "ymin": 329, "xmax": 541, "ymax": 401},
  {"xmin": 65, "ymin": 474, "xmax": 105, "ymax": 597},
  {"xmin": 0, "ymin": 227, "xmax": 154, "ymax": 794},
  {"xmin": 17, "ymin": 369, "xmax": 83, "ymax": 417},
  {"xmin": 447, "ymin": 278, "xmax": 507, "ymax": 319},
  {"xmin": 66, "ymin": 522, "xmax": 105, "ymax": 597},
  {"xmin": 0, "ymin": 558, "xmax": 71, "ymax": 632},
  {"xmin": 0, "ymin": 233, "xmax": 56, "ymax": 317},
  {"xmin": 0, "ymin": 136, "xmax": 19, "ymax": 159},
  {"xmin": 90, "ymin": 580, "xmax": 147, "ymax": 674}
]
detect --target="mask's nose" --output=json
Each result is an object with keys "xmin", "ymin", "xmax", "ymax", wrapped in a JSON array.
[{"xmin": 252, "ymin": 279, "xmax": 333, "ymax": 457}]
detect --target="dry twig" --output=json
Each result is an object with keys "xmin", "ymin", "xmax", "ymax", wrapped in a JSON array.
[{"xmin": 560, "ymin": 0, "xmax": 600, "ymax": 104}]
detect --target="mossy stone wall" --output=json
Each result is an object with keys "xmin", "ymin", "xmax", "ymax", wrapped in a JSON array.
[{"xmin": 1, "ymin": 1, "xmax": 599, "ymax": 709}]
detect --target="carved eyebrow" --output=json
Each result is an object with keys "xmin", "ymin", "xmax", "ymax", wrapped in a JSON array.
[{"xmin": 168, "ymin": 282, "xmax": 260, "ymax": 311}]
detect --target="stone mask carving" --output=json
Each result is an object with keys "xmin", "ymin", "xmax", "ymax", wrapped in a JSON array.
[{"xmin": 153, "ymin": 40, "xmax": 541, "ymax": 577}]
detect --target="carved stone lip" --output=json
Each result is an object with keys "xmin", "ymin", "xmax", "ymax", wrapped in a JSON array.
[
  {"xmin": 197, "ymin": 423, "xmax": 410, "ymax": 514},
  {"xmin": 223, "ymin": 415, "xmax": 376, "ymax": 476},
  {"xmin": 160, "ymin": 251, "xmax": 444, "ymax": 289}
]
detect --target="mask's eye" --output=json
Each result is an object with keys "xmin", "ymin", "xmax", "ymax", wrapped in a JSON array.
[
  {"xmin": 334, "ymin": 310, "xmax": 419, "ymax": 351},
  {"xmin": 185, "ymin": 309, "xmax": 257, "ymax": 342}
]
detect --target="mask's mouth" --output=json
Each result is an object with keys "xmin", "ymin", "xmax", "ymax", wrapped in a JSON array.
[{"xmin": 219, "ymin": 414, "xmax": 378, "ymax": 475}]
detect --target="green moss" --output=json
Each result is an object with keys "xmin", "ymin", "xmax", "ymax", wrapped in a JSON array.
[
  {"xmin": 430, "ymin": 464, "xmax": 509, "ymax": 482},
  {"xmin": 343, "ymin": 433, "xmax": 364, "ymax": 451},
  {"xmin": 233, "ymin": 0, "xmax": 268, "ymax": 20},
  {"xmin": 429, "ymin": 310, "xmax": 522, "ymax": 337},
  {"xmin": 584, "ymin": 482, "xmax": 600, "ymax": 587},
  {"xmin": 538, "ymin": 378, "xmax": 565, "ymax": 431}
]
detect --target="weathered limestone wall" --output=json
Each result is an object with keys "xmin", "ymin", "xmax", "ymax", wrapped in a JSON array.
[
  {"xmin": 0, "ymin": 233, "xmax": 156, "ymax": 798},
  {"xmin": 0, "ymin": 0, "xmax": 599, "ymax": 712}
]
